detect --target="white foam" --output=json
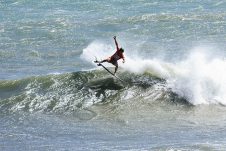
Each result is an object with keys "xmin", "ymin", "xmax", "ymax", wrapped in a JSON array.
[
  {"xmin": 80, "ymin": 41, "xmax": 114, "ymax": 67},
  {"xmin": 80, "ymin": 42, "xmax": 226, "ymax": 105},
  {"xmin": 80, "ymin": 40, "xmax": 172, "ymax": 77},
  {"xmin": 123, "ymin": 57, "xmax": 171, "ymax": 78},
  {"xmin": 167, "ymin": 47, "xmax": 226, "ymax": 105}
]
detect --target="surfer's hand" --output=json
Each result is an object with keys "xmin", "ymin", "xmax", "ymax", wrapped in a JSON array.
[{"xmin": 113, "ymin": 36, "xmax": 116, "ymax": 39}]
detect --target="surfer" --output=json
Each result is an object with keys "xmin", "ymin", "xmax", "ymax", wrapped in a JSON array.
[{"xmin": 95, "ymin": 36, "xmax": 125, "ymax": 75}]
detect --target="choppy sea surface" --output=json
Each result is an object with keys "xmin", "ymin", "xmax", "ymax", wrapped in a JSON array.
[{"xmin": 1, "ymin": 0, "xmax": 226, "ymax": 150}]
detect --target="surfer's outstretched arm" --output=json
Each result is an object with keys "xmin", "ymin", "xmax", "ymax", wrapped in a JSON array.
[{"xmin": 113, "ymin": 36, "xmax": 120, "ymax": 51}]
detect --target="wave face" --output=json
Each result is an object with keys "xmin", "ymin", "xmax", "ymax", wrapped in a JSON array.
[{"xmin": 0, "ymin": 69, "xmax": 188, "ymax": 115}]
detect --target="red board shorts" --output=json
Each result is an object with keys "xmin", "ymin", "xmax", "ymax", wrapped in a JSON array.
[{"xmin": 109, "ymin": 56, "xmax": 118, "ymax": 66}]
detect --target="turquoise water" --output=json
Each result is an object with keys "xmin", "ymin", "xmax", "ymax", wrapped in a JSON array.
[{"xmin": 1, "ymin": 0, "xmax": 226, "ymax": 150}]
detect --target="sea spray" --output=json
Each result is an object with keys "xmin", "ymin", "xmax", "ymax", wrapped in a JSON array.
[
  {"xmin": 81, "ymin": 42, "xmax": 226, "ymax": 105},
  {"xmin": 167, "ymin": 47, "xmax": 226, "ymax": 105},
  {"xmin": 80, "ymin": 41, "xmax": 114, "ymax": 65},
  {"xmin": 81, "ymin": 40, "xmax": 171, "ymax": 78},
  {"xmin": 125, "ymin": 46, "xmax": 226, "ymax": 105}
]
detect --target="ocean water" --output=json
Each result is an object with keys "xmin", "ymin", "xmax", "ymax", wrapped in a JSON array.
[{"xmin": 1, "ymin": 0, "xmax": 226, "ymax": 150}]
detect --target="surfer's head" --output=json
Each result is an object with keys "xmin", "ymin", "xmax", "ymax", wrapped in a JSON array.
[{"xmin": 119, "ymin": 48, "xmax": 124, "ymax": 53}]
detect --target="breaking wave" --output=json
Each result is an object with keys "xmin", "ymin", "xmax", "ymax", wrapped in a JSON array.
[
  {"xmin": 0, "ymin": 69, "xmax": 186, "ymax": 115},
  {"xmin": 1, "ymin": 43, "xmax": 226, "ymax": 116},
  {"xmin": 82, "ymin": 42, "xmax": 226, "ymax": 106}
]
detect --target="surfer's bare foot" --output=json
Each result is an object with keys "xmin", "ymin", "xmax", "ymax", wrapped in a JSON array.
[{"xmin": 94, "ymin": 60, "xmax": 99, "ymax": 63}]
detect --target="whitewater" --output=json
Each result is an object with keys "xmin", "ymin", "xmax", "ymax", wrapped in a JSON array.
[
  {"xmin": 82, "ymin": 41, "xmax": 226, "ymax": 106},
  {"xmin": 1, "ymin": 0, "xmax": 226, "ymax": 150}
]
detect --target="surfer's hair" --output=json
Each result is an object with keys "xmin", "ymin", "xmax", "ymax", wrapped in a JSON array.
[{"xmin": 119, "ymin": 48, "xmax": 124, "ymax": 52}]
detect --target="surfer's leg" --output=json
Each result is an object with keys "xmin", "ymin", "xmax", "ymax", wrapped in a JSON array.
[
  {"xmin": 100, "ymin": 60, "xmax": 107, "ymax": 63},
  {"xmin": 100, "ymin": 57, "xmax": 111, "ymax": 63},
  {"xmin": 114, "ymin": 65, "xmax": 118, "ymax": 75},
  {"xmin": 113, "ymin": 61, "xmax": 118, "ymax": 75}
]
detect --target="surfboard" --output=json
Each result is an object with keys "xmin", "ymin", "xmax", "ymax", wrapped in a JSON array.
[{"xmin": 94, "ymin": 61, "xmax": 125, "ymax": 83}]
